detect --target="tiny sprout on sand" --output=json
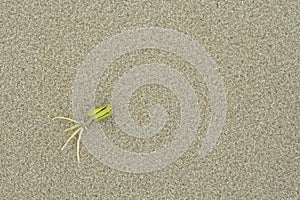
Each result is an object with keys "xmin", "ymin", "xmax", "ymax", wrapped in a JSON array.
[{"xmin": 52, "ymin": 104, "xmax": 113, "ymax": 164}]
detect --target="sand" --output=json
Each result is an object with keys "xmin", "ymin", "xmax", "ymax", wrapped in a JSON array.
[{"xmin": 1, "ymin": 1, "xmax": 299, "ymax": 199}]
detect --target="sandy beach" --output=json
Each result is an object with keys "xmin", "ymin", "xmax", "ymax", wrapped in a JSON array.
[{"xmin": 1, "ymin": 1, "xmax": 298, "ymax": 199}]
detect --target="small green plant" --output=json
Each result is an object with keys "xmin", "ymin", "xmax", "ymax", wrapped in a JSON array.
[{"xmin": 53, "ymin": 104, "xmax": 113, "ymax": 164}]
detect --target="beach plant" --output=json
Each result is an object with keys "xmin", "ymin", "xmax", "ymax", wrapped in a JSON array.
[{"xmin": 52, "ymin": 104, "xmax": 113, "ymax": 164}]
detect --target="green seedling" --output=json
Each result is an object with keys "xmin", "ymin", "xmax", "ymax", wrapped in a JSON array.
[{"xmin": 52, "ymin": 104, "xmax": 113, "ymax": 164}]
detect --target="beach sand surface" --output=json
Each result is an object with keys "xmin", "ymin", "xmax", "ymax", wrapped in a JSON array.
[{"xmin": 1, "ymin": 1, "xmax": 298, "ymax": 199}]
